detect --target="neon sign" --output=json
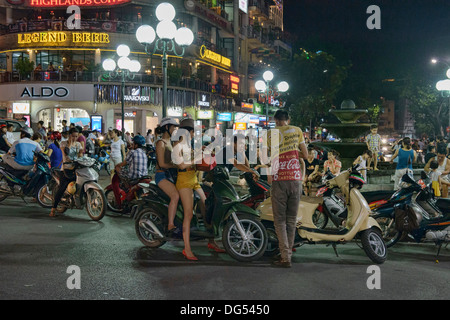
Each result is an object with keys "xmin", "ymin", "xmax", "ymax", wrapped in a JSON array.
[
  {"xmin": 28, "ymin": 0, "xmax": 130, "ymax": 6},
  {"xmin": 18, "ymin": 32, "xmax": 110, "ymax": 45},
  {"xmin": 199, "ymin": 45, "xmax": 231, "ymax": 69}
]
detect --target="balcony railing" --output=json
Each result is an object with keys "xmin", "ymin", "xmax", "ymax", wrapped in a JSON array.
[
  {"xmin": 0, "ymin": 70, "xmax": 235, "ymax": 97},
  {"xmin": 0, "ymin": 18, "xmax": 139, "ymax": 36}
]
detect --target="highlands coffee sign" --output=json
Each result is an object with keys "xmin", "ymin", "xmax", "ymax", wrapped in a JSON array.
[{"xmin": 7, "ymin": 0, "xmax": 131, "ymax": 6}]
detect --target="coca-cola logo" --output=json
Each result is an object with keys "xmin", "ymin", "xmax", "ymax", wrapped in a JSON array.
[{"xmin": 6, "ymin": 0, "xmax": 25, "ymax": 4}]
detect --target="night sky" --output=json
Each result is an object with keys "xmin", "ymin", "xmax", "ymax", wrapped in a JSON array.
[{"xmin": 283, "ymin": 0, "xmax": 450, "ymax": 79}]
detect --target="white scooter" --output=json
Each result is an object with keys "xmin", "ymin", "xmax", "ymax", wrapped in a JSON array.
[{"xmin": 258, "ymin": 167, "xmax": 387, "ymax": 264}]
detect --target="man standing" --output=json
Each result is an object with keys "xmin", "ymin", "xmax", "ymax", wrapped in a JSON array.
[{"xmin": 265, "ymin": 110, "xmax": 308, "ymax": 268}]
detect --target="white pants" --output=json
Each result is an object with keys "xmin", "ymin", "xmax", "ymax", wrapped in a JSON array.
[{"xmin": 393, "ymin": 168, "xmax": 408, "ymax": 190}]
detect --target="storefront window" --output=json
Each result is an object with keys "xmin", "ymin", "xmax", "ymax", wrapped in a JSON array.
[
  {"xmin": 38, "ymin": 108, "xmax": 90, "ymax": 132},
  {"xmin": 12, "ymin": 52, "xmax": 30, "ymax": 72},
  {"xmin": 36, "ymin": 51, "xmax": 63, "ymax": 71},
  {"xmin": 0, "ymin": 53, "xmax": 7, "ymax": 72}
]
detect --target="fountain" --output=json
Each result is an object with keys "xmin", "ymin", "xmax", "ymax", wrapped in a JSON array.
[{"xmin": 313, "ymin": 99, "xmax": 376, "ymax": 170}]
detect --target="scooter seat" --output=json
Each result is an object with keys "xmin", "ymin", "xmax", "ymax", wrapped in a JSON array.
[
  {"xmin": 435, "ymin": 198, "xmax": 450, "ymax": 214},
  {"xmin": 145, "ymin": 183, "xmax": 171, "ymax": 203},
  {"xmin": 0, "ymin": 163, "xmax": 28, "ymax": 179}
]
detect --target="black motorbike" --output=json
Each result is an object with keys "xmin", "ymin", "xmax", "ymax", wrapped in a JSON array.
[
  {"xmin": 146, "ymin": 145, "xmax": 156, "ymax": 175},
  {"xmin": 0, "ymin": 151, "xmax": 51, "ymax": 203}
]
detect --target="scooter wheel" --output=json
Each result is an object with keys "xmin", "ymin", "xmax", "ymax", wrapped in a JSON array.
[
  {"xmin": 135, "ymin": 208, "xmax": 167, "ymax": 248},
  {"xmin": 222, "ymin": 212, "xmax": 268, "ymax": 262},
  {"xmin": 360, "ymin": 227, "xmax": 387, "ymax": 264}
]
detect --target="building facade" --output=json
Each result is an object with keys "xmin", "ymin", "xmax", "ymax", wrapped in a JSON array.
[{"xmin": 0, "ymin": 0, "xmax": 291, "ymax": 134}]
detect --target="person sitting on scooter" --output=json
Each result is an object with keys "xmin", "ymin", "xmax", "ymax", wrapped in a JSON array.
[
  {"xmin": 173, "ymin": 118, "xmax": 225, "ymax": 261},
  {"xmin": 215, "ymin": 134, "xmax": 258, "ymax": 180},
  {"xmin": 3, "ymin": 127, "xmax": 43, "ymax": 171},
  {"xmin": 323, "ymin": 150, "xmax": 341, "ymax": 176},
  {"xmin": 155, "ymin": 117, "xmax": 180, "ymax": 236},
  {"xmin": 112, "ymin": 135, "xmax": 148, "ymax": 211},
  {"xmin": 50, "ymin": 127, "xmax": 83, "ymax": 217}
]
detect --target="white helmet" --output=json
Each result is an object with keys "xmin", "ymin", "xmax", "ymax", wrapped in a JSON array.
[{"xmin": 160, "ymin": 117, "xmax": 179, "ymax": 128}]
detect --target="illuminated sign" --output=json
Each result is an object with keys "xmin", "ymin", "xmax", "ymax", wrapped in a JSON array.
[
  {"xmin": 198, "ymin": 94, "xmax": 210, "ymax": 107},
  {"xmin": 199, "ymin": 45, "xmax": 231, "ymax": 69},
  {"xmin": 230, "ymin": 74, "xmax": 239, "ymax": 95},
  {"xmin": 234, "ymin": 122, "xmax": 247, "ymax": 130},
  {"xmin": 197, "ymin": 110, "xmax": 214, "ymax": 120},
  {"xmin": 20, "ymin": 86, "xmax": 69, "ymax": 98},
  {"xmin": 217, "ymin": 113, "xmax": 232, "ymax": 122},
  {"xmin": 124, "ymin": 88, "xmax": 149, "ymax": 102},
  {"xmin": 28, "ymin": 0, "xmax": 130, "ymax": 6},
  {"xmin": 241, "ymin": 102, "xmax": 253, "ymax": 112},
  {"xmin": 18, "ymin": 32, "xmax": 110, "ymax": 45},
  {"xmin": 13, "ymin": 103, "xmax": 30, "ymax": 114},
  {"xmin": 239, "ymin": 0, "xmax": 248, "ymax": 13}
]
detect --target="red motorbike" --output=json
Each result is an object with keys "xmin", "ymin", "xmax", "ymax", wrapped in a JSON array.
[{"xmin": 105, "ymin": 173, "xmax": 152, "ymax": 215}]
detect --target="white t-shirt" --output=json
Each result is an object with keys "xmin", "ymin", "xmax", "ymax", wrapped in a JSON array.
[
  {"xmin": 6, "ymin": 131, "xmax": 14, "ymax": 144},
  {"xmin": 110, "ymin": 138, "xmax": 125, "ymax": 159},
  {"xmin": 146, "ymin": 134, "xmax": 154, "ymax": 145}
]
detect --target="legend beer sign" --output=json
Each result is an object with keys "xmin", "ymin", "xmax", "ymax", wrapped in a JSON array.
[{"xmin": 18, "ymin": 31, "xmax": 110, "ymax": 46}]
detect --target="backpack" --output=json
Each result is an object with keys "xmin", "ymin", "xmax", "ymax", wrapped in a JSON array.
[{"xmin": 394, "ymin": 205, "xmax": 420, "ymax": 232}]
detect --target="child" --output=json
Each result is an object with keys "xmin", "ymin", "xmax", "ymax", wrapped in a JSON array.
[
  {"xmin": 353, "ymin": 150, "xmax": 372, "ymax": 181},
  {"xmin": 429, "ymin": 160, "xmax": 450, "ymax": 198},
  {"xmin": 6, "ymin": 124, "xmax": 15, "ymax": 145},
  {"xmin": 366, "ymin": 125, "xmax": 381, "ymax": 171}
]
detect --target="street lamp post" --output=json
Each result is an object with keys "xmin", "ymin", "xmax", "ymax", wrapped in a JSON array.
[
  {"xmin": 136, "ymin": 2, "xmax": 194, "ymax": 119},
  {"xmin": 103, "ymin": 44, "xmax": 141, "ymax": 139},
  {"xmin": 255, "ymin": 71, "xmax": 289, "ymax": 128}
]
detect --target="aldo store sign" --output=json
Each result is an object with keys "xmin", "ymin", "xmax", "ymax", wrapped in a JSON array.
[
  {"xmin": 20, "ymin": 86, "xmax": 70, "ymax": 98},
  {"xmin": 0, "ymin": 84, "xmax": 94, "ymax": 102}
]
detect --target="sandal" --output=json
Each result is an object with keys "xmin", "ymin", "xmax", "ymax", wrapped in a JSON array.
[
  {"xmin": 207, "ymin": 243, "xmax": 226, "ymax": 253},
  {"xmin": 49, "ymin": 209, "xmax": 57, "ymax": 217}
]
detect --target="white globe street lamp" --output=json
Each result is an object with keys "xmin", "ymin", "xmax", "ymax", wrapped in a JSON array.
[
  {"xmin": 255, "ymin": 80, "xmax": 266, "ymax": 93},
  {"xmin": 136, "ymin": 25, "xmax": 156, "ymax": 44},
  {"xmin": 263, "ymin": 70, "xmax": 274, "ymax": 82},
  {"xmin": 277, "ymin": 81, "xmax": 289, "ymax": 93},
  {"xmin": 156, "ymin": 2, "xmax": 176, "ymax": 21},
  {"xmin": 116, "ymin": 44, "xmax": 131, "ymax": 57},
  {"xmin": 136, "ymin": 4, "xmax": 194, "ymax": 118},
  {"xmin": 102, "ymin": 44, "xmax": 141, "ymax": 139},
  {"xmin": 255, "ymin": 71, "xmax": 289, "ymax": 128}
]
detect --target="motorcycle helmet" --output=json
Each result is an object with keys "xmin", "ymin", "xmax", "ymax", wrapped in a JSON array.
[
  {"xmin": 160, "ymin": 117, "xmax": 179, "ymax": 128},
  {"xmin": 180, "ymin": 118, "xmax": 195, "ymax": 131},
  {"xmin": 20, "ymin": 126, "xmax": 34, "ymax": 138},
  {"xmin": 349, "ymin": 172, "xmax": 366, "ymax": 189},
  {"xmin": 132, "ymin": 135, "xmax": 146, "ymax": 147}
]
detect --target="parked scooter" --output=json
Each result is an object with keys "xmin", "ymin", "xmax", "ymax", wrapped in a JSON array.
[
  {"xmin": 0, "ymin": 151, "xmax": 51, "ymax": 203},
  {"xmin": 38, "ymin": 157, "xmax": 106, "ymax": 221},
  {"xmin": 370, "ymin": 171, "xmax": 426, "ymax": 247},
  {"xmin": 373, "ymin": 171, "xmax": 450, "ymax": 257},
  {"xmin": 92, "ymin": 147, "xmax": 111, "ymax": 175},
  {"xmin": 105, "ymin": 173, "xmax": 152, "ymax": 214},
  {"xmin": 132, "ymin": 166, "xmax": 268, "ymax": 262},
  {"xmin": 258, "ymin": 167, "xmax": 387, "ymax": 264}
]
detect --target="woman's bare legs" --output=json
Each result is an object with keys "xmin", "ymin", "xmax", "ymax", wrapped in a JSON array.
[
  {"xmin": 158, "ymin": 179, "xmax": 180, "ymax": 230},
  {"xmin": 179, "ymin": 188, "xmax": 196, "ymax": 258}
]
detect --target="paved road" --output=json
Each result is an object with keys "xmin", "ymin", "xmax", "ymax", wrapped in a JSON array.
[{"xmin": 0, "ymin": 173, "xmax": 449, "ymax": 302}]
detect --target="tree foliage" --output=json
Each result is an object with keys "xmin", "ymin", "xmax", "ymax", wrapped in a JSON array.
[
  {"xmin": 400, "ymin": 78, "xmax": 446, "ymax": 137},
  {"xmin": 281, "ymin": 49, "xmax": 351, "ymax": 128}
]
